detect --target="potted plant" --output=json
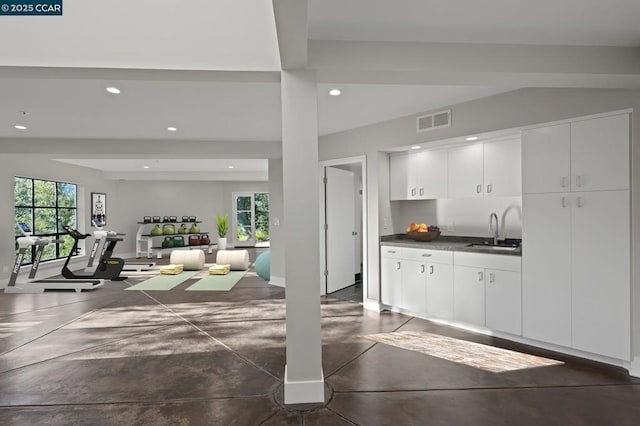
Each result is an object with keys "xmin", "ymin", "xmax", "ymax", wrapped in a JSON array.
[{"xmin": 215, "ymin": 214, "xmax": 229, "ymax": 250}]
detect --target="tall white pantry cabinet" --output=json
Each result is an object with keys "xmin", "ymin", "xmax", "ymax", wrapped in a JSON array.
[{"xmin": 521, "ymin": 113, "xmax": 630, "ymax": 361}]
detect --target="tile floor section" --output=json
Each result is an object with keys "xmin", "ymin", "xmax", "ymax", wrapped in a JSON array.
[{"xmin": 0, "ymin": 249, "xmax": 639, "ymax": 425}]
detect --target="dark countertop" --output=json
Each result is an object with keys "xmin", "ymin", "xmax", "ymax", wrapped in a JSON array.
[{"xmin": 380, "ymin": 235, "xmax": 522, "ymax": 256}]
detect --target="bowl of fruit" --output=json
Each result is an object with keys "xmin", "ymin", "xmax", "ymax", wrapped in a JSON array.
[{"xmin": 406, "ymin": 223, "xmax": 441, "ymax": 242}]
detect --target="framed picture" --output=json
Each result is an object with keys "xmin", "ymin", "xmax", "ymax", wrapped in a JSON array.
[{"xmin": 91, "ymin": 192, "xmax": 107, "ymax": 227}]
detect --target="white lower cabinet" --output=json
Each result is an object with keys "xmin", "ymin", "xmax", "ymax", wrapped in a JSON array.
[
  {"xmin": 380, "ymin": 250, "xmax": 403, "ymax": 307},
  {"xmin": 425, "ymin": 263, "xmax": 454, "ymax": 320},
  {"xmin": 401, "ymin": 260, "xmax": 427, "ymax": 313},
  {"xmin": 453, "ymin": 265, "xmax": 486, "ymax": 326},
  {"xmin": 453, "ymin": 252, "xmax": 522, "ymax": 334}
]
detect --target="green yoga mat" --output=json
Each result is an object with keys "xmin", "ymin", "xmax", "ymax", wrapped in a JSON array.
[
  {"xmin": 185, "ymin": 271, "xmax": 247, "ymax": 291},
  {"xmin": 126, "ymin": 270, "xmax": 200, "ymax": 291}
]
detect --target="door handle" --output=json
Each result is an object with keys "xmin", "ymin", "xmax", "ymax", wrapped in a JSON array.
[
  {"xmin": 396, "ymin": 262, "xmax": 401, "ymax": 270},
  {"xmin": 421, "ymin": 253, "xmax": 432, "ymax": 257},
  {"xmin": 487, "ymin": 184, "xmax": 493, "ymax": 193},
  {"xmin": 476, "ymin": 184, "xmax": 482, "ymax": 194},
  {"xmin": 561, "ymin": 197, "xmax": 567, "ymax": 208},
  {"xmin": 561, "ymin": 176, "xmax": 568, "ymax": 188},
  {"xmin": 576, "ymin": 197, "xmax": 583, "ymax": 208},
  {"xmin": 419, "ymin": 188, "xmax": 424, "ymax": 196},
  {"xmin": 387, "ymin": 250, "xmax": 396, "ymax": 254},
  {"xmin": 489, "ymin": 273, "xmax": 495, "ymax": 283},
  {"xmin": 575, "ymin": 175, "xmax": 583, "ymax": 187},
  {"xmin": 429, "ymin": 265, "xmax": 434, "ymax": 275},
  {"xmin": 411, "ymin": 188, "xmax": 416, "ymax": 196},
  {"xmin": 478, "ymin": 271, "xmax": 484, "ymax": 281},
  {"xmin": 420, "ymin": 265, "xmax": 425, "ymax": 273}
]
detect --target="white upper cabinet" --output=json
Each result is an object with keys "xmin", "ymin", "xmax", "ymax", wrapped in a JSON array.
[
  {"xmin": 522, "ymin": 123, "xmax": 571, "ymax": 194},
  {"xmin": 390, "ymin": 153, "xmax": 410, "ymax": 200},
  {"xmin": 523, "ymin": 113, "xmax": 630, "ymax": 194},
  {"xmin": 415, "ymin": 149, "xmax": 448, "ymax": 199},
  {"xmin": 570, "ymin": 114, "xmax": 630, "ymax": 192},
  {"xmin": 448, "ymin": 143, "xmax": 484, "ymax": 198},
  {"xmin": 483, "ymin": 138, "xmax": 522, "ymax": 197}
]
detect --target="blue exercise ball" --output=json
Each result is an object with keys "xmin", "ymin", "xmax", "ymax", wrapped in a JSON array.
[{"xmin": 254, "ymin": 250, "xmax": 270, "ymax": 281}]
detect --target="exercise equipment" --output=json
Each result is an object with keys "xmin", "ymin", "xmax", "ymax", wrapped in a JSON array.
[
  {"xmin": 143, "ymin": 216, "xmax": 152, "ymax": 223},
  {"xmin": 170, "ymin": 249, "xmax": 205, "ymax": 270},
  {"xmin": 62, "ymin": 225, "xmax": 127, "ymax": 281},
  {"xmin": 87, "ymin": 220, "xmax": 155, "ymax": 273},
  {"xmin": 178, "ymin": 224, "xmax": 189, "ymax": 234},
  {"xmin": 152, "ymin": 216, "xmax": 162, "ymax": 223},
  {"xmin": 182, "ymin": 216, "xmax": 189, "ymax": 222},
  {"xmin": 162, "ymin": 224, "xmax": 176, "ymax": 235},
  {"xmin": 162, "ymin": 236, "xmax": 174, "ymax": 248},
  {"xmin": 189, "ymin": 235, "xmax": 202, "ymax": 246},
  {"xmin": 254, "ymin": 250, "xmax": 271, "ymax": 281},
  {"xmin": 151, "ymin": 224, "xmax": 163, "ymax": 236},
  {"xmin": 5, "ymin": 222, "xmax": 104, "ymax": 294},
  {"xmin": 173, "ymin": 236, "xmax": 185, "ymax": 247},
  {"xmin": 189, "ymin": 223, "xmax": 200, "ymax": 233},
  {"xmin": 200, "ymin": 234, "xmax": 211, "ymax": 245},
  {"xmin": 216, "ymin": 250, "xmax": 249, "ymax": 271}
]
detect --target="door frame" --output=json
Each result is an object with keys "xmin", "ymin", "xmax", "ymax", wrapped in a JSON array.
[
  {"xmin": 319, "ymin": 155, "xmax": 367, "ymax": 302},
  {"xmin": 232, "ymin": 192, "xmax": 256, "ymax": 247}
]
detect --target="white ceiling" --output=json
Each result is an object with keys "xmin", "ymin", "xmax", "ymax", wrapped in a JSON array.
[
  {"xmin": 2, "ymin": 0, "xmax": 639, "ymax": 180},
  {"xmin": 309, "ymin": 0, "xmax": 640, "ymax": 46}
]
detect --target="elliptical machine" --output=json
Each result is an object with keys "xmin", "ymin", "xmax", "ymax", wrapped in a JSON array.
[{"xmin": 62, "ymin": 225, "xmax": 127, "ymax": 281}]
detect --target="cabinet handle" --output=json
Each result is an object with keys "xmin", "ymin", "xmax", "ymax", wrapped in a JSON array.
[
  {"xmin": 561, "ymin": 176, "xmax": 568, "ymax": 188},
  {"xmin": 411, "ymin": 188, "xmax": 416, "ymax": 196},
  {"xmin": 420, "ymin": 265, "xmax": 425, "ymax": 273},
  {"xmin": 561, "ymin": 197, "xmax": 567, "ymax": 208},
  {"xmin": 477, "ymin": 271, "xmax": 484, "ymax": 281},
  {"xmin": 429, "ymin": 265, "xmax": 434, "ymax": 274},
  {"xmin": 489, "ymin": 272, "xmax": 495, "ymax": 283},
  {"xmin": 576, "ymin": 197, "xmax": 583, "ymax": 208},
  {"xmin": 421, "ymin": 253, "xmax": 432, "ymax": 257},
  {"xmin": 387, "ymin": 250, "xmax": 396, "ymax": 254},
  {"xmin": 575, "ymin": 175, "xmax": 583, "ymax": 187},
  {"xmin": 396, "ymin": 262, "xmax": 401, "ymax": 270},
  {"xmin": 419, "ymin": 188, "xmax": 424, "ymax": 196},
  {"xmin": 476, "ymin": 184, "xmax": 482, "ymax": 194},
  {"xmin": 487, "ymin": 184, "xmax": 493, "ymax": 193}
]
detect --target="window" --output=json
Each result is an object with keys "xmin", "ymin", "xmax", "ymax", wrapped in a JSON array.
[{"xmin": 14, "ymin": 177, "xmax": 78, "ymax": 264}]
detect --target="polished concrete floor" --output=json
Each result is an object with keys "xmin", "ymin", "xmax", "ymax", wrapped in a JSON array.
[{"xmin": 1, "ymin": 250, "xmax": 639, "ymax": 425}]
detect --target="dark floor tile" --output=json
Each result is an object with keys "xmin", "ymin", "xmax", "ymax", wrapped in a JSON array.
[
  {"xmin": 329, "ymin": 385, "xmax": 640, "ymax": 426},
  {"xmin": 304, "ymin": 408, "xmax": 356, "ymax": 425},
  {"xmin": 0, "ymin": 350, "xmax": 279, "ymax": 405},
  {"xmin": 0, "ymin": 396, "xmax": 280, "ymax": 426},
  {"xmin": 261, "ymin": 409, "xmax": 302, "ymax": 425}
]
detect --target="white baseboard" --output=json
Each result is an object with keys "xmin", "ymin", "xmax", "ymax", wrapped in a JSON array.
[
  {"xmin": 284, "ymin": 365, "xmax": 325, "ymax": 404},
  {"xmin": 269, "ymin": 276, "xmax": 285, "ymax": 287},
  {"xmin": 629, "ymin": 357, "xmax": 640, "ymax": 378},
  {"xmin": 363, "ymin": 298, "xmax": 382, "ymax": 312}
]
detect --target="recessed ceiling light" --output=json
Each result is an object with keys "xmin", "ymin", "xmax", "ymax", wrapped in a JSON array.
[
  {"xmin": 143, "ymin": 166, "xmax": 150, "ymax": 169},
  {"xmin": 106, "ymin": 87, "xmax": 121, "ymax": 94},
  {"xmin": 14, "ymin": 125, "xmax": 27, "ymax": 130},
  {"xmin": 167, "ymin": 127, "xmax": 177, "ymax": 132},
  {"xmin": 411, "ymin": 145, "xmax": 421, "ymax": 150},
  {"xmin": 329, "ymin": 89, "xmax": 341, "ymax": 96},
  {"xmin": 466, "ymin": 136, "xmax": 479, "ymax": 141},
  {"xmin": 228, "ymin": 165, "xmax": 234, "ymax": 169}
]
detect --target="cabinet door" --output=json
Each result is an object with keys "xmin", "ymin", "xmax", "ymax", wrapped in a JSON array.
[
  {"xmin": 483, "ymin": 138, "xmax": 521, "ymax": 197},
  {"xmin": 453, "ymin": 265, "xmax": 485, "ymax": 326},
  {"xmin": 448, "ymin": 144, "xmax": 484, "ymax": 198},
  {"xmin": 401, "ymin": 260, "xmax": 427, "ymax": 314},
  {"xmin": 381, "ymin": 256, "xmax": 403, "ymax": 306},
  {"xmin": 571, "ymin": 114, "xmax": 629, "ymax": 191},
  {"xmin": 522, "ymin": 124, "xmax": 570, "ymax": 194},
  {"xmin": 485, "ymin": 269, "xmax": 522, "ymax": 335},
  {"xmin": 571, "ymin": 190, "xmax": 630, "ymax": 360},
  {"xmin": 415, "ymin": 149, "xmax": 448, "ymax": 199},
  {"xmin": 406, "ymin": 152, "xmax": 421, "ymax": 199},
  {"xmin": 522, "ymin": 193, "xmax": 572, "ymax": 347},
  {"xmin": 426, "ymin": 262, "xmax": 454, "ymax": 320},
  {"xmin": 390, "ymin": 153, "xmax": 410, "ymax": 200}
]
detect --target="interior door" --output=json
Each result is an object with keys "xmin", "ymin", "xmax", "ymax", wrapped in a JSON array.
[
  {"xmin": 325, "ymin": 166, "xmax": 356, "ymax": 293},
  {"xmin": 233, "ymin": 193, "xmax": 255, "ymax": 247}
]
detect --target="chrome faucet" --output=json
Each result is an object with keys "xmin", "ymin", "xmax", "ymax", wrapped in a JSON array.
[
  {"xmin": 489, "ymin": 212, "xmax": 499, "ymax": 245},
  {"xmin": 500, "ymin": 204, "xmax": 522, "ymax": 240}
]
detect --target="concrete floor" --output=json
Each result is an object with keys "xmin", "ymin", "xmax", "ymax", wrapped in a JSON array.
[{"xmin": 1, "ymin": 249, "xmax": 639, "ymax": 425}]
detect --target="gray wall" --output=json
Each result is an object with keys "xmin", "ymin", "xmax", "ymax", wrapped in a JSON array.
[
  {"xmin": 0, "ymin": 156, "xmax": 117, "ymax": 279},
  {"xmin": 110, "ymin": 180, "xmax": 268, "ymax": 255},
  {"xmin": 318, "ymin": 87, "xmax": 640, "ymax": 360}
]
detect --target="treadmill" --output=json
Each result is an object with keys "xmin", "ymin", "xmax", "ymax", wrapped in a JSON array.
[
  {"xmin": 4, "ymin": 223, "xmax": 104, "ymax": 294},
  {"xmin": 88, "ymin": 220, "xmax": 155, "ymax": 272}
]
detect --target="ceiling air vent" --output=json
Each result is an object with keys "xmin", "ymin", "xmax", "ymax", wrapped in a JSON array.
[{"xmin": 416, "ymin": 109, "xmax": 451, "ymax": 133}]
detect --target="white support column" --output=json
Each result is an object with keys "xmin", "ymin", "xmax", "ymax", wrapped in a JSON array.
[
  {"xmin": 281, "ymin": 70, "xmax": 324, "ymax": 404},
  {"xmin": 268, "ymin": 158, "xmax": 285, "ymax": 287}
]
